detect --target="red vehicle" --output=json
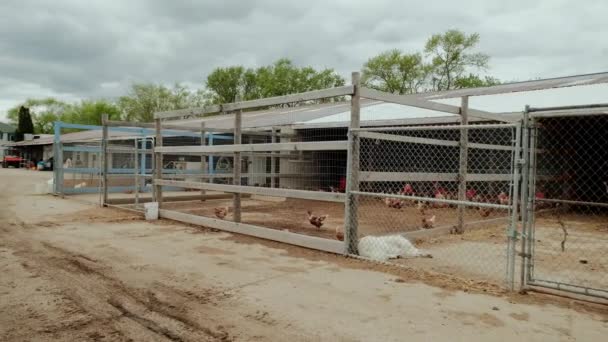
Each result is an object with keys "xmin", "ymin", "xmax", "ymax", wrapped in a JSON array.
[{"xmin": 1, "ymin": 155, "xmax": 25, "ymax": 168}]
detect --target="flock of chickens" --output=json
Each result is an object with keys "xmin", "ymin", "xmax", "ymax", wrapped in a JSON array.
[
  {"xmin": 382, "ymin": 183, "xmax": 512, "ymax": 229},
  {"xmin": 211, "ymin": 182, "xmax": 514, "ymax": 241},
  {"xmin": 212, "ymin": 206, "xmax": 343, "ymax": 240}
]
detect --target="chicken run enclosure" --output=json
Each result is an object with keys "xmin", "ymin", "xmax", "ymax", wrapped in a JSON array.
[{"xmin": 66, "ymin": 72, "xmax": 607, "ymax": 301}]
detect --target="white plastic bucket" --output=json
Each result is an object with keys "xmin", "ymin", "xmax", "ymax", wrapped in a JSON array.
[{"xmin": 144, "ymin": 202, "xmax": 159, "ymax": 220}]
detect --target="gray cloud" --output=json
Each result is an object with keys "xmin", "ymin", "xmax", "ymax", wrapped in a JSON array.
[{"xmin": 1, "ymin": 0, "xmax": 607, "ymax": 119}]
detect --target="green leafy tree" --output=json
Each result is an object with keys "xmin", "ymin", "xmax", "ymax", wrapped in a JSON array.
[
  {"xmin": 362, "ymin": 50, "xmax": 430, "ymax": 94},
  {"xmin": 205, "ymin": 59, "xmax": 345, "ymax": 105},
  {"xmin": 453, "ymin": 74, "xmax": 501, "ymax": 89},
  {"xmin": 15, "ymin": 106, "xmax": 35, "ymax": 141},
  {"xmin": 424, "ymin": 30, "xmax": 490, "ymax": 91},
  {"xmin": 118, "ymin": 83, "xmax": 206, "ymax": 122},
  {"xmin": 62, "ymin": 100, "xmax": 121, "ymax": 126},
  {"xmin": 206, "ymin": 66, "xmax": 254, "ymax": 103},
  {"xmin": 8, "ymin": 98, "xmax": 69, "ymax": 134}
]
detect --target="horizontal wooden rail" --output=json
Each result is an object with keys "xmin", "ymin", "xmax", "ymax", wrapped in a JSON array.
[
  {"xmin": 352, "ymin": 123, "xmax": 518, "ymax": 132},
  {"xmin": 154, "ymin": 85, "xmax": 354, "ymax": 120},
  {"xmin": 359, "ymin": 172, "xmax": 515, "ymax": 182},
  {"xmin": 105, "ymin": 120, "xmax": 201, "ymax": 133},
  {"xmin": 351, "ymin": 190, "xmax": 510, "ymax": 209},
  {"xmin": 358, "ymin": 131, "xmax": 514, "ymax": 151},
  {"xmin": 155, "ymin": 105, "xmax": 222, "ymax": 120},
  {"xmin": 155, "ymin": 179, "xmax": 345, "ymax": 202},
  {"xmin": 159, "ymin": 209, "xmax": 344, "ymax": 254},
  {"xmin": 360, "ymin": 87, "xmax": 518, "ymax": 122},
  {"xmin": 155, "ymin": 141, "xmax": 348, "ymax": 154},
  {"xmin": 148, "ymin": 173, "xmax": 317, "ymax": 179},
  {"xmin": 222, "ymin": 85, "xmax": 354, "ymax": 112}
]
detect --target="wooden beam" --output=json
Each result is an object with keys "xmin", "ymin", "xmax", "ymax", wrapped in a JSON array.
[
  {"xmin": 419, "ymin": 71, "xmax": 608, "ymax": 100},
  {"xmin": 105, "ymin": 120, "xmax": 200, "ymax": 133},
  {"xmin": 154, "ymin": 119, "xmax": 163, "ymax": 205},
  {"xmin": 157, "ymin": 173, "xmax": 317, "ymax": 179},
  {"xmin": 222, "ymin": 85, "xmax": 354, "ymax": 112},
  {"xmin": 359, "ymin": 172, "xmax": 514, "ymax": 182},
  {"xmin": 345, "ymin": 71, "xmax": 361, "ymax": 254},
  {"xmin": 200, "ymin": 122, "xmax": 206, "ymax": 200},
  {"xmin": 271, "ymin": 127, "xmax": 277, "ymax": 188},
  {"xmin": 155, "ymin": 141, "xmax": 348, "ymax": 154},
  {"xmin": 105, "ymin": 193, "xmax": 236, "ymax": 205},
  {"xmin": 233, "ymin": 105, "xmax": 242, "ymax": 223},
  {"xmin": 456, "ymin": 96, "xmax": 469, "ymax": 234},
  {"xmin": 155, "ymin": 180, "xmax": 346, "ymax": 202},
  {"xmin": 101, "ymin": 114, "xmax": 109, "ymax": 206},
  {"xmin": 357, "ymin": 130, "xmax": 513, "ymax": 151},
  {"xmin": 159, "ymin": 209, "xmax": 344, "ymax": 254},
  {"xmin": 155, "ymin": 104, "xmax": 222, "ymax": 120},
  {"xmin": 360, "ymin": 87, "xmax": 514, "ymax": 122}
]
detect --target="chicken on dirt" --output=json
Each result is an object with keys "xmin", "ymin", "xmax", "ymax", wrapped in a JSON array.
[
  {"xmin": 307, "ymin": 211, "xmax": 328, "ymax": 229},
  {"xmin": 214, "ymin": 206, "xmax": 229, "ymax": 219}
]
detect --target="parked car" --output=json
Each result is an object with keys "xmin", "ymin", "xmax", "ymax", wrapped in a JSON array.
[{"xmin": 1, "ymin": 155, "xmax": 25, "ymax": 168}]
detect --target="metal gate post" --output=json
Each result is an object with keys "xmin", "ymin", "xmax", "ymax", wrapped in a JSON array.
[
  {"xmin": 506, "ymin": 122, "xmax": 522, "ymax": 291},
  {"xmin": 519, "ymin": 106, "xmax": 531, "ymax": 291},
  {"xmin": 525, "ymin": 112, "xmax": 539, "ymax": 286}
]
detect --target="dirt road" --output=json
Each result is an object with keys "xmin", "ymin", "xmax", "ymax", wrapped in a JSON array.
[{"xmin": 1, "ymin": 169, "xmax": 606, "ymax": 341}]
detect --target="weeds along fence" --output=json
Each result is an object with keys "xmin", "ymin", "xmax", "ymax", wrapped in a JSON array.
[{"xmin": 521, "ymin": 107, "xmax": 608, "ymax": 300}]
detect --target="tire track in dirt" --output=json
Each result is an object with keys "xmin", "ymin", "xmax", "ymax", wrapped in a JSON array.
[{"xmin": 7, "ymin": 234, "xmax": 233, "ymax": 341}]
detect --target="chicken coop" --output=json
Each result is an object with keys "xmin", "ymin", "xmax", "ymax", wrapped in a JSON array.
[{"xmin": 100, "ymin": 71, "xmax": 608, "ymax": 302}]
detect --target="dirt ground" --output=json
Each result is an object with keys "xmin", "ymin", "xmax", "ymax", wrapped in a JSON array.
[
  {"xmin": 1, "ymin": 168, "xmax": 607, "ymax": 341},
  {"xmin": 161, "ymin": 196, "xmax": 510, "ymax": 239},
  {"xmin": 162, "ymin": 196, "xmax": 608, "ymax": 289}
]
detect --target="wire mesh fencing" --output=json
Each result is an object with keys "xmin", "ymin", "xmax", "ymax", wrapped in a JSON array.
[
  {"xmin": 155, "ymin": 108, "xmax": 348, "ymax": 250},
  {"xmin": 104, "ymin": 136, "xmax": 153, "ymax": 210},
  {"xmin": 54, "ymin": 123, "xmax": 106, "ymax": 199},
  {"xmin": 525, "ymin": 113, "xmax": 608, "ymax": 299},
  {"xmin": 349, "ymin": 123, "xmax": 520, "ymax": 288}
]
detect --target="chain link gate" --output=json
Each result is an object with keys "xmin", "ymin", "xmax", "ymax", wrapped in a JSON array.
[{"xmin": 521, "ymin": 107, "xmax": 608, "ymax": 300}]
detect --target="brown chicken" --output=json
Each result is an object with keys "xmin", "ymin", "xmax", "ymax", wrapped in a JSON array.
[
  {"xmin": 214, "ymin": 206, "xmax": 229, "ymax": 219},
  {"xmin": 479, "ymin": 207, "xmax": 492, "ymax": 217},
  {"xmin": 335, "ymin": 226, "xmax": 344, "ymax": 241},
  {"xmin": 421, "ymin": 215, "xmax": 436, "ymax": 229},
  {"xmin": 307, "ymin": 211, "xmax": 328, "ymax": 229}
]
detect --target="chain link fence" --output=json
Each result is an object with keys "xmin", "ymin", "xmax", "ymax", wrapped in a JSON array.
[
  {"xmin": 524, "ymin": 112, "xmax": 608, "ymax": 299},
  {"xmin": 348, "ymin": 123, "xmax": 519, "ymax": 288}
]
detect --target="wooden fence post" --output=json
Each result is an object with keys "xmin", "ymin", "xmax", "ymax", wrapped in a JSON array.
[
  {"xmin": 456, "ymin": 96, "xmax": 469, "ymax": 234},
  {"xmin": 271, "ymin": 127, "xmax": 277, "ymax": 188},
  {"xmin": 233, "ymin": 101, "xmax": 242, "ymax": 223},
  {"xmin": 345, "ymin": 72, "xmax": 361, "ymax": 254},
  {"xmin": 200, "ymin": 122, "xmax": 207, "ymax": 201},
  {"xmin": 101, "ymin": 114, "xmax": 109, "ymax": 206},
  {"xmin": 154, "ymin": 118, "xmax": 163, "ymax": 206}
]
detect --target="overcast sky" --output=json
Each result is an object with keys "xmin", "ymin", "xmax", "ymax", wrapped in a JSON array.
[{"xmin": 1, "ymin": 0, "xmax": 607, "ymax": 120}]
